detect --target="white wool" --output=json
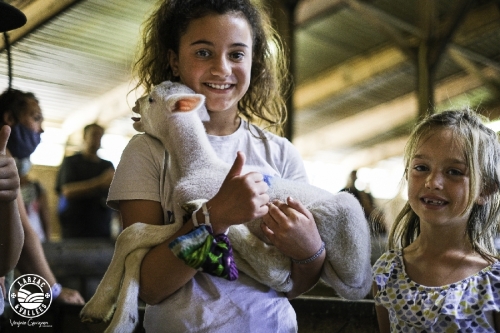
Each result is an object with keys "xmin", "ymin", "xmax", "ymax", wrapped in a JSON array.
[{"xmin": 81, "ymin": 81, "xmax": 372, "ymax": 333}]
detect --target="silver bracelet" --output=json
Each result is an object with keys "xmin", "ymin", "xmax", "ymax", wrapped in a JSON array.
[{"xmin": 291, "ymin": 241, "xmax": 325, "ymax": 264}]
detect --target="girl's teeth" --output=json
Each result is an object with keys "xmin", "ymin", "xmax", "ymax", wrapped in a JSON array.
[
  {"xmin": 424, "ymin": 198, "xmax": 444, "ymax": 205},
  {"xmin": 207, "ymin": 83, "xmax": 230, "ymax": 89}
]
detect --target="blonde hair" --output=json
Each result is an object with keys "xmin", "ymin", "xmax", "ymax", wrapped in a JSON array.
[
  {"xmin": 388, "ymin": 109, "xmax": 500, "ymax": 262},
  {"xmin": 132, "ymin": 0, "xmax": 290, "ymax": 135}
]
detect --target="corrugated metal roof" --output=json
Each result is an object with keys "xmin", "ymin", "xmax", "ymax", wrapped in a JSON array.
[
  {"xmin": 1, "ymin": 0, "xmax": 499, "ymax": 170},
  {"xmin": 1, "ymin": 0, "xmax": 155, "ymax": 142}
]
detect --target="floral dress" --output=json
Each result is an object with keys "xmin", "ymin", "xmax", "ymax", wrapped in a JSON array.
[{"xmin": 373, "ymin": 250, "xmax": 500, "ymax": 332}]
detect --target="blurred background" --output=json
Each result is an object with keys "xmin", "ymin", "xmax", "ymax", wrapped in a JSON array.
[
  {"xmin": 2, "ymin": 0, "xmax": 500, "ymax": 331},
  {"xmin": 1, "ymin": 0, "xmax": 500, "ymax": 251}
]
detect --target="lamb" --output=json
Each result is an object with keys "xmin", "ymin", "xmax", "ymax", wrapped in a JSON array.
[{"xmin": 80, "ymin": 81, "xmax": 372, "ymax": 333}]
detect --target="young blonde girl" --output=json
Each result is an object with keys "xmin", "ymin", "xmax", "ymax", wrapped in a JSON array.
[
  {"xmin": 108, "ymin": 0, "xmax": 325, "ymax": 331},
  {"xmin": 373, "ymin": 109, "xmax": 500, "ymax": 332}
]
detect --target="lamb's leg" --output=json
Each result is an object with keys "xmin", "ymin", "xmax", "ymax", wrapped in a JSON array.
[
  {"xmin": 229, "ymin": 224, "xmax": 293, "ymax": 293},
  {"xmin": 315, "ymin": 192, "xmax": 372, "ymax": 300},
  {"xmin": 103, "ymin": 248, "xmax": 149, "ymax": 333},
  {"xmin": 80, "ymin": 222, "xmax": 180, "ymax": 323},
  {"xmin": 229, "ymin": 192, "xmax": 372, "ymax": 300}
]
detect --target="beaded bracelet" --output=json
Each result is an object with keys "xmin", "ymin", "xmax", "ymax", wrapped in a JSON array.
[{"xmin": 291, "ymin": 241, "xmax": 326, "ymax": 264}]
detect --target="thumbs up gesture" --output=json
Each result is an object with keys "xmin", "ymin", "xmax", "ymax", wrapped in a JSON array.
[
  {"xmin": 206, "ymin": 151, "xmax": 270, "ymax": 234},
  {"xmin": 0, "ymin": 125, "xmax": 20, "ymax": 202}
]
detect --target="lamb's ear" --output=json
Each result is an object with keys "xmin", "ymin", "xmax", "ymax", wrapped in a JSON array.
[
  {"xmin": 174, "ymin": 94, "xmax": 204, "ymax": 112},
  {"xmin": 173, "ymin": 94, "xmax": 209, "ymax": 121}
]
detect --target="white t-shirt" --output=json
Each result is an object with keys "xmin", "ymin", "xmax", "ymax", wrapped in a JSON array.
[{"xmin": 108, "ymin": 120, "xmax": 308, "ymax": 333}]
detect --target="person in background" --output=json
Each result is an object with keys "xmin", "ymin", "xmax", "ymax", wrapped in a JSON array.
[
  {"xmin": 56, "ymin": 123, "xmax": 115, "ymax": 239},
  {"xmin": 0, "ymin": 125, "xmax": 23, "ymax": 278},
  {"xmin": 342, "ymin": 170, "xmax": 387, "ymax": 265},
  {"xmin": 341, "ymin": 169, "xmax": 386, "ymax": 234},
  {"xmin": 0, "ymin": 88, "xmax": 84, "ymax": 306},
  {"xmin": 17, "ymin": 157, "xmax": 51, "ymax": 242},
  {"xmin": 373, "ymin": 109, "xmax": 500, "ymax": 332},
  {"xmin": 0, "ymin": 2, "xmax": 27, "ymax": 315}
]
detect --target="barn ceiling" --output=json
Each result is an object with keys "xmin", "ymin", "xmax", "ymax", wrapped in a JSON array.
[{"xmin": 1, "ymin": 0, "xmax": 500, "ymax": 174}]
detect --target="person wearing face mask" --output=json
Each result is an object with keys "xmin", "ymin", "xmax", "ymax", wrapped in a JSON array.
[
  {"xmin": 17, "ymin": 157, "xmax": 51, "ymax": 242},
  {"xmin": 0, "ymin": 1, "xmax": 26, "ymax": 316},
  {"xmin": 0, "ymin": 88, "xmax": 85, "ymax": 306}
]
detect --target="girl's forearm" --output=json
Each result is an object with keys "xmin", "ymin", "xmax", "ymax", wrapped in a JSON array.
[
  {"xmin": 0, "ymin": 199, "xmax": 23, "ymax": 275},
  {"xmin": 139, "ymin": 220, "xmax": 198, "ymax": 304},
  {"xmin": 285, "ymin": 250, "xmax": 326, "ymax": 299}
]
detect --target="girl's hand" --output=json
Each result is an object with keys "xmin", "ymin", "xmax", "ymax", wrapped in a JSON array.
[
  {"xmin": 55, "ymin": 287, "xmax": 85, "ymax": 305},
  {"xmin": 207, "ymin": 151, "xmax": 270, "ymax": 234},
  {"xmin": 261, "ymin": 197, "xmax": 322, "ymax": 261},
  {"xmin": 0, "ymin": 125, "xmax": 19, "ymax": 202}
]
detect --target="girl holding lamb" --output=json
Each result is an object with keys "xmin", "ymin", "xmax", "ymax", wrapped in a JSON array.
[{"xmin": 108, "ymin": 0, "xmax": 326, "ymax": 331}]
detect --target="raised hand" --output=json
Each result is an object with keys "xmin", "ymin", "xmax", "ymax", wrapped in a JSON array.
[
  {"xmin": 0, "ymin": 125, "xmax": 20, "ymax": 202},
  {"xmin": 207, "ymin": 151, "xmax": 270, "ymax": 234}
]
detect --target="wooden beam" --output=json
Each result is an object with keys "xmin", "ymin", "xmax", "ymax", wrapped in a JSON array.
[
  {"xmin": 339, "ymin": 137, "xmax": 408, "ymax": 170},
  {"xmin": 320, "ymin": 97, "xmax": 500, "ymax": 171},
  {"xmin": 294, "ymin": 46, "xmax": 406, "ymax": 110},
  {"xmin": 0, "ymin": 0, "xmax": 81, "ymax": 50},
  {"xmin": 341, "ymin": 0, "xmax": 415, "ymax": 55},
  {"xmin": 267, "ymin": 0, "xmax": 299, "ymax": 140},
  {"xmin": 449, "ymin": 48, "xmax": 500, "ymax": 97},
  {"xmin": 294, "ymin": 1, "xmax": 500, "ymax": 110},
  {"xmin": 295, "ymin": 0, "xmax": 344, "ymax": 26},
  {"xmin": 294, "ymin": 68, "xmax": 497, "ymax": 158}
]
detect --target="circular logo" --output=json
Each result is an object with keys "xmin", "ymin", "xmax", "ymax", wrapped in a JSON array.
[{"xmin": 8, "ymin": 274, "xmax": 52, "ymax": 318}]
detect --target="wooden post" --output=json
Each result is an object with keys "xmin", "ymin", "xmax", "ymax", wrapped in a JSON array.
[{"xmin": 266, "ymin": 0, "xmax": 299, "ymax": 140}]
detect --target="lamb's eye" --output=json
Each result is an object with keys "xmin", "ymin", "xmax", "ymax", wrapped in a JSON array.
[{"xmin": 148, "ymin": 97, "xmax": 154, "ymax": 103}]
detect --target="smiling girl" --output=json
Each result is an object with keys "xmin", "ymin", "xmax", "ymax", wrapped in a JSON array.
[
  {"xmin": 107, "ymin": 0, "xmax": 325, "ymax": 332},
  {"xmin": 373, "ymin": 109, "xmax": 500, "ymax": 332}
]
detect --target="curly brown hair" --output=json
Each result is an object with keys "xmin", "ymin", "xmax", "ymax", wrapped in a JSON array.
[{"xmin": 132, "ymin": 0, "xmax": 290, "ymax": 135}]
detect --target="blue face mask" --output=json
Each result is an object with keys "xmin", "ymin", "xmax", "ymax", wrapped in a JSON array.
[{"xmin": 7, "ymin": 123, "xmax": 41, "ymax": 159}]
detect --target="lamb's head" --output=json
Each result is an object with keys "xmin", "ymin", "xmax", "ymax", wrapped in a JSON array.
[{"xmin": 132, "ymin": 81, "xmax": 209, "ymax": 137}]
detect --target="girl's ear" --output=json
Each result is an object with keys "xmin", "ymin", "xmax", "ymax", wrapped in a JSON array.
[
  {"xmin": 168, "ymin": 49, "xmax": 180, "ymax": 77},
  {"xmin": 2, "ymin": 110, "xmax": 16, "ymax": 126}
]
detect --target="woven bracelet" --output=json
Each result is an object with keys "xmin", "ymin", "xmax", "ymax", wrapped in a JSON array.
[
  {"xmin": 169, "ymin": 225, "xmax": 238, "ymax": 280},
  {"xmin": 291, "ymin": 241, "xmax": 326, "ymax": 264}
]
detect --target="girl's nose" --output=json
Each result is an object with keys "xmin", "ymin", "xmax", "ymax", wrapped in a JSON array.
[
  {"xmin": 425, "ymin": 172, "xmax": 443, "ymax": 190},
  {"xmin": 211, "ymin": 56, "xmax": 231, "ymax": 77}
]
